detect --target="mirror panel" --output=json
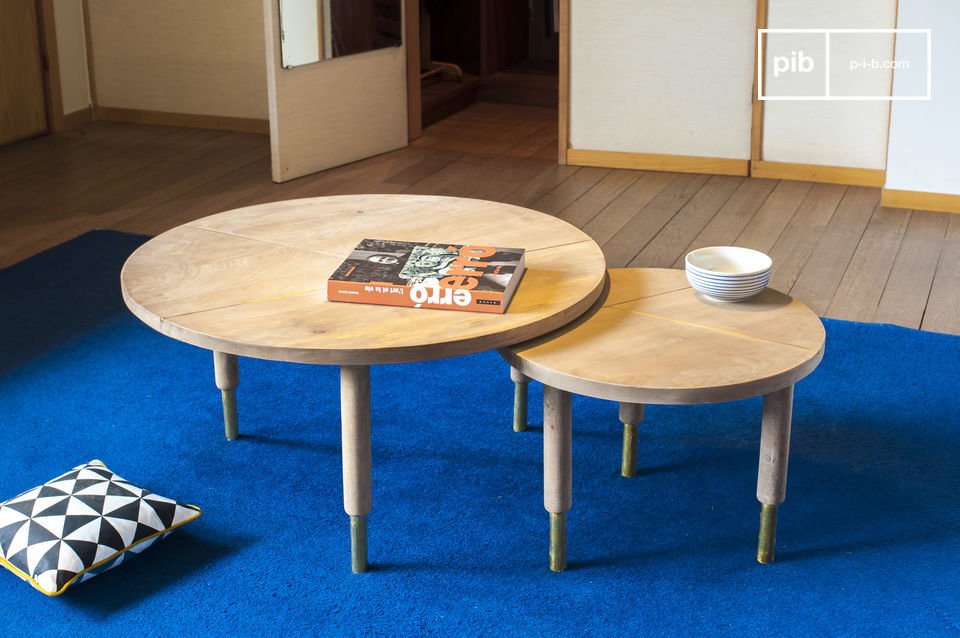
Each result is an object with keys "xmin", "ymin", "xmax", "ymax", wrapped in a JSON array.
[{"xmin": 279, "ymin": 0, "xmax": 402, "ymax": 68}]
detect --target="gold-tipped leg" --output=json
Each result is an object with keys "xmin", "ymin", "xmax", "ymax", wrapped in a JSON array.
[
  {"xmin": 618, "ymin": 403, "xmax": 643, "ymax": 476},
  {"xmin": 621, "ymin": 422, "xmax": 638, "ymax": 477},
  {"xmin": 214, "ymin": 352, "xmax": 239, "ymax": 440},
  {"xmin": 513, "ymin": 381, "xmax": 528, "ymax": 432},
  {"xmin": 757, "ymin": 503, "xmax": 778, "ymax": 564},
  {"xmin": 351, "ymin": 515, "xmax": 368, "ymax": 573},
  {"xmin": 221, "ymin": 389, "xmax": 239, "ymax": 441},
  {"xmin": 549, "ymin": 512, "xmax": 567, "ymax": 572}
]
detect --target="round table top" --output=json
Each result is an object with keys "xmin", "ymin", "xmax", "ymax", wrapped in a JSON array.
[
  {"xmin": 120, "ymin": 195, "xmax": 607, "ymax": 365},
  {"xmin": 501, "ymin": 268, "xmax": 826, "ymax": 404}
]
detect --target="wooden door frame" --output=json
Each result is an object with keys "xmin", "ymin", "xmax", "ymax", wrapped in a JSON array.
[
  {"xmin": 750, "ymin": 0, "xmax": 767, "ymax": 165},
  {"xmin": 558, "ymin": 0, "xmax": 569, "ymax": 164},
  {"xmin": 405, "ymin": 0, "xmax": 421, "ymax": 140}
]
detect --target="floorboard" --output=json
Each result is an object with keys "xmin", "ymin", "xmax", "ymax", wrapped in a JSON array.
[
  {"xmin": 604, "ymin": 173, "xmax": 709, "ymax": 267},
  {"xmin": 580, "ymin": 172, "xmax": 677, "ymax": 248},
  {"xmin": 529, "ymin": 167, "xmax": 610, "ymax": 215},
  {"xmin": 465, "ymin": 155, "xmax": 556, "ymax": 202},
  {"xmin": 826, "ymin": 206, "xmax": 910, "ymax": 322},
  {"xmin": 672, "ymin": 178, "xmax": 778, "ymax": 267},
  {"xmin": 631, "ymin": 175, "xmax": 743, "ymax": 268},
  {"xmin": 766, "ymin": 183, "xmax": 846, "ymax": 293},
  {"xmin": 554, "ymin": 170, "xmax": 641, "ymax": 228},
  {"xmin": 498, "ymin": 163, "xmax": 581, "ymax": 208},
  {"xmin": 920, "ymin": 214, "xmax": 960, "ymax": 334},
  {"xmin": 734, "ymin": 180, "xmax": 812, "ymax": 254},
  {"xmin": 873, "ymin": 210, "xmax": 948, "ymax": 328},
  {"xmin": 789, "ymin": 186, "xmax": 880, "ymax": 316}
]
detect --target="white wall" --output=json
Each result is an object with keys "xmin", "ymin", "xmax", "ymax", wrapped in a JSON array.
[
  {"xmin": 52, "ymin": 0, "xmax": 91, "ymax": 114},
  {"xmin": 762, "ymin": 0, "xmax": 897, "ymax": 170},
  {"xmin": 86, "ymin": 0, "xmax": 268, "ymax": 119},
  {"xmin": 569, "ymin": 0, "xmax": 756, "ymax": 160},
  {"xmin": 885, "ymin": 1, "xmax": 960, "ymax": 196}
]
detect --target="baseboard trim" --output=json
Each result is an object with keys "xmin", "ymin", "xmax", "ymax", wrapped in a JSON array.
[
  {"xmin": 94, "ymin": 106, "xmax": 269, "ymax": 135},
  {"xmin": 751, "ymin": 160, "xmax": 885, "ymax": 187},
  {"xmin": 567, "ymin": 149, "xmax": 749, "ymax": 176},
  {"xmin": 881, "ymin": 189, "xmax": 960, "ymax": 214}
]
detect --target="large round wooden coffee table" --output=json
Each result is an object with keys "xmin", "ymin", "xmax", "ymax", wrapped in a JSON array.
[
  {"xmin": 120, "ymin": 194, "xmax": 606, "ymax": 572},
  {"xmin": 500, "ymin": 268, "xmax": 825, "ymax": 571}
]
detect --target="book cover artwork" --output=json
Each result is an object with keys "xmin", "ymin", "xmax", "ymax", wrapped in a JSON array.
[{"xmin": 327, "ymin": 239, "xmax": 526, "ymax": 313}]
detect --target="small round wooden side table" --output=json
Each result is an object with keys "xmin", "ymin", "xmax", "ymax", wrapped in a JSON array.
[
  {"xmin": 500, "ymin": 268, "xmax": 825, "ymax": 571},
  {"xmin": 120, "ymin": 194, "xmax": 607, "ymax": 573}
]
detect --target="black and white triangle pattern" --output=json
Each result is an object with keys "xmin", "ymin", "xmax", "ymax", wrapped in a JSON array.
[{"xmin": 0, "ymin": 460, "xmax": 200, "ymax": 596}]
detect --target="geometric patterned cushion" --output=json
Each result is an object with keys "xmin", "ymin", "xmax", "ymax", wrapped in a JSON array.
[{"xmin": 0, "ymin": 460, "xmax": 201, "ymax": 596}]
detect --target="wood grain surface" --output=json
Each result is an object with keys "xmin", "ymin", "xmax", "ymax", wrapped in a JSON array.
[
  {"xmin": 502, "ymin": 268, "xmax": 825, "ymax": 404},
  {"xmin": 121, "ymin": 194, "xmax": 607, "ymax": 365}
]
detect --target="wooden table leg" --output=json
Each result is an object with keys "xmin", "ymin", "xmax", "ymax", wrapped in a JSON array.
[
  {"xmin": 619, "ymin": 402, "xmax": 644, "ymax": 478},
  {"xmin": 213, "ymin": 351, "xmax": 239, "ymax": 441},
  {"xmin": 756, "ymin": 385, "xmax": 794, "ymax": 564},
  {"xmin": 544, "ymin": 385, "xmax": 572, "ymax": 572},
  {"xmin": 341, "ymin": 365, "xmax": 372, "ymax": 573},
  {"xmin": 511, "ymin": 367, "xmax": 530, "ymax": 432}
]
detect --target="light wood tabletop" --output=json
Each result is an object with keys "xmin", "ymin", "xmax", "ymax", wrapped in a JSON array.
[
  {"xmin": 502, "ymin": 268, "xmax": 825, "ymax": 404},
  {"xmin": 501, "ymin": 268, "xmax": 825, "ymax": 571},
  {"xmin": 120, "ymin": 194, "xmax": 607, "ymax": 573},
  {"xmin": 121, "ymin": 194, "xmax": 606, "ymax": 365}
]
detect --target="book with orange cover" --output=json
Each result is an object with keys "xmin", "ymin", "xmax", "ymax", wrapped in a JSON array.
[{"xmin": 327, "ymin": 238, "xmax": 526, "ymax": 313}]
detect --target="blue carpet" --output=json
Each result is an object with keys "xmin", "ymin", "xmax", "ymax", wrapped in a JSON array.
[{"xmin": 1, "ymin": 231, "xmax": 958, "ymax": 636}]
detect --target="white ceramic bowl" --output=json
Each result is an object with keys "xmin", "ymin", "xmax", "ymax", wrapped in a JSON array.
[
  {"xmin": 685, "ymin": 246, "xmax": 772, "ymax": 277},
  {"xmin": 684, "ymin": 246, "xmax": 772, "ymax": 302}
]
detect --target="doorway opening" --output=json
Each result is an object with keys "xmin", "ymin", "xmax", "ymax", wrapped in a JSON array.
[{"xmin": 418, "ymin": 0, "xmax": 558, "ymax": 128}]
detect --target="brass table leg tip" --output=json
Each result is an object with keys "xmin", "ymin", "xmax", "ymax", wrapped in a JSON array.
[
  {"xmin": 350, "ymin": 515, "xmax": 368, "ymax": 573},
  {"xmin": 221, "ymin": 390, "xmax": 239, "ymax": 441},
  {"xmin": 549, "ymin": 512, "xmax": 567, "ymax": 572},
  {"xmin": 620, "ymin": 422, "xmax": 638, "ymax": 478},
  {"xmin": 513, "ymin": 383, "xmax": 528, "ymax": 432},
  {"xmin": 756, "ymin": 503, "xmax": 778, "ymax": 564}
]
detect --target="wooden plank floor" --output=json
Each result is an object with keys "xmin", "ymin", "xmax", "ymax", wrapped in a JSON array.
[{"xmin": 1, "ymin": 101, "xmax": 957, "ymax": 335}]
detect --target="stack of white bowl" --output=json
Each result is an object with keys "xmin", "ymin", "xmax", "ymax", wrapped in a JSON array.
[{"xmin": 684, "ymin": 246, "xmax": 772, "ymax": 302}]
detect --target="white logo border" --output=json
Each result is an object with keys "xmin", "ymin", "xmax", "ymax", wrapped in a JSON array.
[{"xmin": 757, "ymin": 28, "xmax": 932, "ymax": 101}]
